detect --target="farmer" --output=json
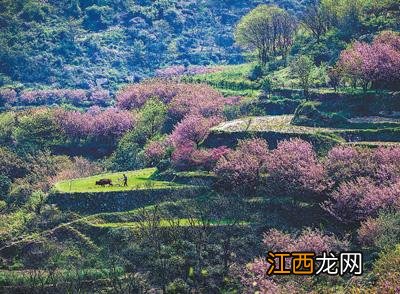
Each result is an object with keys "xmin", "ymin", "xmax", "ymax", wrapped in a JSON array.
[{"xmin": 123, "ymin": 173, "xmax": 128, "ymax": 187}]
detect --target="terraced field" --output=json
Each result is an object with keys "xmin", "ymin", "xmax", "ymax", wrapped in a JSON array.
[
  {"xmin": 207, "ymin": 115, "xmax": 400, "ymax": 149},
  {"xmin": 53, "ymin": 168, "xmax": 184, "ymax": 193},
  {"xmin": 212, "ymin": 115, "xmax": 339, "ymax": 133},
  {"xmin": 91, "ymin": 218, "xmax": 249, "ymax": 229}
]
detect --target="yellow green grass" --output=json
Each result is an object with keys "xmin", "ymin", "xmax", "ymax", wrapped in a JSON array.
[
  {"xmin": 92, "ymin": 218, "xmax": 249, "ymax": 229},
  {"xmin": 53, "ymin": 168, "xmax": 184, "ymax": 193},
  {"xmin": 211, "ymin": 115, "xmax": 349, "ymax": 134},
  {"xmin": 183, "ymin": 63, "xmax": 261, "ymax": 99}
]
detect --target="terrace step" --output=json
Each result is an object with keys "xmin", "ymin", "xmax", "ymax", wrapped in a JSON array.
[{"xmin": 344, "ymin": 141, "xmax": 400, "ymax": 148}]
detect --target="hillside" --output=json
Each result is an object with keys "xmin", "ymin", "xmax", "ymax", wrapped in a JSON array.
[
  {"xmin": 0, "ymin": 0, "xmax": 306, "ymax": 92},
  {"xmin": 1, "ymin": 0, "xmax": 400, "ymax": 293}
]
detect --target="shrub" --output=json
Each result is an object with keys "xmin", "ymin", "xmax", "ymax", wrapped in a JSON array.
[
  {"xmin": 263, "ymin": 228, "xmax": 349, "ymax": 254},
  {"xmin": 373, "ymin": 245, "xmax": 400, "ymax": 293},
  {"xmin": 324, "ymin": 178, "xmax": 400, "ymax": 224},
  {"xmin": 0, "ymin": 89, "xmax": 17, "ymax": 106},
  {"xmin": 166, "ymin": 278, "xmax": 190, "ymax": 293},
  {"xmin": 106, "ymin": 131, "xmax": 145, "ymax": 171},
  {"xmin": 247, "ymin": 64, "xmax": 265, "ymax": 81},
  {"xmin": 265, "ymin": 139, "xmax": 326, "ymax": 196},
  {"xmin": 358, "ymin": 212, "xmax": 400, "ymax": 249},
  {"xmin": 50, "ymin": 157, "xmax": 103, "ymax": 184},
  {"xmin": 0, "ymin": 147, "xmax": 27, "ymax": 179},
  {"xmin": 327, "ymin": 67, "xmax": 341, "ymax": 91},
  {"xmin": 292, "ymin": 100, "xmax": 348, "ymax": 127},
  {"xmin": 0, "ymin": 174, "xmax": 11, "ymax": 196},
  {"xmin": 83, "ymin": 5, "xmax": 113, "ymax": 31},
  {"xmin": 7, "ymin": 179, "xmax": 34, "ymax": 206},
  {"xmin": 13, "ymin": 109, "xmax": 64, "ymax": 153}
]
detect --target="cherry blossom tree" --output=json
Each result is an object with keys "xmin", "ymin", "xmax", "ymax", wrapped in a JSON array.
[
  {"xmin": 337, "ymin": 31, "xmax": 400, "ymax": 90},
  {"xmin": 55, "ymin": 107, "xmax": 135, "ymax": 141},
  {"xmin": 323, "ymin": 178, "xmax": 400, "ymax": 223},
  {"xmin": 116, "ymin": 81, "xmax": 225, "ymax": 120},
  {"xmin": 214, "ymin": 139, "xmax": 269, "ymax": 193},
  {"xmin": 169, "ymin": 114, "xmax": 223, "ymax": 148},
  {"xmin": 265, "ymin": 139, "xmax": 326, "ymax": 196},
  {"xmin": 0, "ymin": 89, "xmax": 17, "ymax": 106},
  {"xmin": 325, "ymin": 146, "xmax": 400, "ymax": 186}
]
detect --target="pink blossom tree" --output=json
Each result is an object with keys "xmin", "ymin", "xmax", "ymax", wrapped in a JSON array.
[
  {"xmin": 337, "ymin": 31, "xmax": 400, "ymax": 90},
  {"xmin": 358, "ymin": 211, "xmax": 400, "ymax": 249},
  {"xmin": 265, "ymin": 139, "xmax": 326, "ymax": 196},
  {"xmin": 324, "ymin": 178, "xmax": 400, "ymax": 223},
  {"xmin": 214, "ymin": 139, "xmax": 269, "ymax": 193},
  {"xmin": 169, "ymin": 115, "xmax": 228, "ymax": 171},
  {"xmin": 0, "ymin": 89, "xmax": 17, "ymax": 106},
  {"xmin": 325, "ymin": 146, "xmax": 400, "ymax": 186},
  {"xmin": 170, "ymin": 114, "xmax": 223, "ymax": 148},
  {"xmin": 143, "ymin": 138, "xmax": 173, "ymax": 167},
  {"xmin": 171, "ymin": 143, "xmax": 229, "ymax": 171},
  {"xmin": 116, "ymin": 81, "xmax": 183, "ymax": 110},
  {"xmin": 116, "ymin": 81, "xmax": 225, "ymax": 120},
  {"xmin": 55, "ymin": 107, "xmax": 135, "ymax": 141},
  {"xmin": 324, "ymin": 146, "xmax": 373, "ymax": 185}
]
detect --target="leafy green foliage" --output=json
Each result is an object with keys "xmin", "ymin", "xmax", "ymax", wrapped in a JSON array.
[
  {"xmin": 0, "ymin": 0, "xmax": 306, "ymax": 90},
  {"xmin": 12, "ymin": 109, "xmax": 64, "ymax": 154},
  {"xmin": 107, "ymin": 99, "xmax": 168, "ymax": 171},
  {"xmin": 235, "ymin": 5, "xmax": 297, "ymax": 65},
  {"xmin": 290, "ymin": 55, "xmax": 315, "ymax": 96}
]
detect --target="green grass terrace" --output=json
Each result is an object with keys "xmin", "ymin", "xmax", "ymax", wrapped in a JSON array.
[{"xmin": 53, "ymin": 168, "xmax": 185, "ymax": 193}]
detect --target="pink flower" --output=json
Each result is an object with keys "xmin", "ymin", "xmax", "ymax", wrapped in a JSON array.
[
  {"xmin": 337, "ymin": 31, "xmax": 400, "ymax": 89},
  {"xmin": 266, "ymin": 139, "xmax": 326, "ymax": 195},
  {"xmin": 214, "ymin": 139, "xmax": 269, "ymax": 193},
  {"xmin": 55, "ymin": 107, "xmax": 135, "ymax": 140},
  {"xmin": 170, "ymin": 114, "xmax": 223, "ymax": 147}
]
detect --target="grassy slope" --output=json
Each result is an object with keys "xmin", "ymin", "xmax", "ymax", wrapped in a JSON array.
[
  {"xmin": 183, "ymin": 63, "xmax": 261, "ymax": 99},
  {"xmin": 212, "ymin": 115, "xmax": 351, "ymax": 134},
  {"xmin": 92, "ymin": 218, "xmax": 249, "ymax": 228},
  {"xmin": 53, "ymin": 168, "xmax": 184, "ymax": 193}
]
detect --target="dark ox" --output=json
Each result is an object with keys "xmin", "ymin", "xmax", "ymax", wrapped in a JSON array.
[{"xmin": 95, "ymin": 179, "xmax": 113, "ymax": 187}]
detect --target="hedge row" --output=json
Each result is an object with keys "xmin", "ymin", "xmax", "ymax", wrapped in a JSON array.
[
  {"xmin": 47, "ymin": 187, "xmax": 207, "ymax": 214},
  {"xmin": 203, "ymin": 130, "xmax": 342, "ymax": 155},
  {"xmin": 336, "ymin": 128, "xmax": 400, "ymax": 143},
  {"xmin": 292, "ymin": 92, "xmax": 400, "ymax": 127}
]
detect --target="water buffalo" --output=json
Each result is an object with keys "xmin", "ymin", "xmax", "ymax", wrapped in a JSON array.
[{"xmin": 95, "ymin": 179, "xmax": 113, "ymax": 187}]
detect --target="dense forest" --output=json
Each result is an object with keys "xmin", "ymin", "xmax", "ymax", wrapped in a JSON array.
[
  {"xmin": 0, "ymin": 0, "xmax": 307, "ymax": 91},
  {"xmin": 0, "ymin": 0, "xmax": 400, "ymax": 293}
]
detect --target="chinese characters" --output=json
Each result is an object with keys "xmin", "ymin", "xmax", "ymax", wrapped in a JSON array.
[{"xmin": 267, "ymin": 252, "xmax": 363, "ymax": 276}]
